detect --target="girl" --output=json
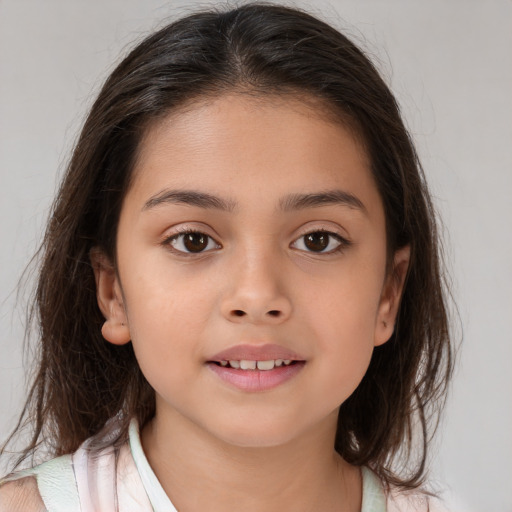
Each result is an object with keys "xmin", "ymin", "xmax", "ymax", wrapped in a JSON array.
[{"xmin": 0, "ymin": 3, "xmax": 453, "ymax": 511}]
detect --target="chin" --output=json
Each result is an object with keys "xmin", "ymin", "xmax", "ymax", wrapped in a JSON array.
[{"xmin": 205, "ymin": 416, "xmax": 315, "ymax": 450}]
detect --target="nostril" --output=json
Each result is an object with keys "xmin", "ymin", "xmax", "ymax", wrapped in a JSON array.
[{"xmin": 228, "ymin": 309, "xmax": 283, "ymax": 320}]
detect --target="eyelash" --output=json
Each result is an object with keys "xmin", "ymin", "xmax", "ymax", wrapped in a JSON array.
[
  {"xmin": 162, "ymin": 228, "xmax": 351, "ymax": 257},
  {"xmin": 291, "ymin": 230, "xmax": 351, "ymax": 255},
  {"xmin": 162, "ymin": 228, "xmax": 220, "ymax": 257}
]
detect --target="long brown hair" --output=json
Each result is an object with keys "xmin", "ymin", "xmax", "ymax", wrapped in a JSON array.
[{"xmin": 2, "ymin": 2, "xmax": 453, "ymax": 490}]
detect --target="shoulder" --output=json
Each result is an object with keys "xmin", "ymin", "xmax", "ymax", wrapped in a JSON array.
[
  {"xmin": 0, "ymin": 421, "xmax": 137, "ymax": 512},
  {"xmin": 387, "ymin": 488, "xmax": 451, "ymax": 512},
  {"xmin": 0, "ymin": 454, "xmax": 79, "ymax": 512},
  {"xmin": 0, "ymin": 476, "xmax": 46, "ymax": 512}
]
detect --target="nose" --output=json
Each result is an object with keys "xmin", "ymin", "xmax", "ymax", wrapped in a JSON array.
[{"xmin": 220, "ymin": 251, "xmax": 292, "ymax": 325}]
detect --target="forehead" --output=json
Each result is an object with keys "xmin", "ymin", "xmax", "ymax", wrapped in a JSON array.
[{"xmin": 128, "ymin": 93, "xmax": 380, "ymax": 216}]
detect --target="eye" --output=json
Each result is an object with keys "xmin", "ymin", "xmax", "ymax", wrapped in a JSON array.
[
  {"xmin": 291, "ymin": 230, "xmax": 348, "ymax": 254},
  {"xmin": 164, "ymin": 230, "xmax": 220, "ymax": 254}
]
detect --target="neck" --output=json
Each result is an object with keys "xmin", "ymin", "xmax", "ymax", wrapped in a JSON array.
[{"xmin": 141, "ymin": 407, "xmax": 361, "ymax": 512}]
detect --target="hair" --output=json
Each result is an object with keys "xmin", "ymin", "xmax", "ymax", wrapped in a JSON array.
[{"xmin": 2, "ymin": 2, "xmax": 453, "ymax": 490}]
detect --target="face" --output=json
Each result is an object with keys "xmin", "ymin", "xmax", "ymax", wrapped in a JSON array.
[{"xmin": 94, "ymin": 94, "xmax": 409, "ymax": 449}]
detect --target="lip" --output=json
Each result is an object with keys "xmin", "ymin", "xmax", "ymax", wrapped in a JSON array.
[
  {"xmin": 207, "ymin": 360, "xmax": 305, "ymax": 392},
  {"xmin": 208, "ymin": 343, "xmax": 304, "ymax": 362},
  {"xmin": 206, "ymin": 343, "xmax": 306, "ymax": 392}
]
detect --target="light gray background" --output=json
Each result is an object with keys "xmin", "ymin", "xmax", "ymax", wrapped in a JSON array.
[{"xmin": 1, "ymin": 1, "xmax": 511, "ymax": 510}]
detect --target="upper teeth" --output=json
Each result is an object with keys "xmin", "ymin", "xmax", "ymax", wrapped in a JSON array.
[{"xmin": 219, "ymin": 359, "xmax": 293, "ymax": 370}]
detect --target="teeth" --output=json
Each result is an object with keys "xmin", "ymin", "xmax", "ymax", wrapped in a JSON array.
[
  {"xmin": 256, "ymin": 360, "xmax": 275, "ymax": 370},
  {"xmin": 220, "ymin": 359, "xmax": 295, "ymax": 370},
  {"xmin": 240, "ymin": 360, "xmax": 257, "ymax": 370}
]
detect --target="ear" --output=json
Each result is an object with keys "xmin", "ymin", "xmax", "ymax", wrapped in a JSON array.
[
  {"xmin": 90, "ymin": 248, "xmax": 131, "ymax": 345},
  {"xmin": 374, "ymin": 245, "xmax": 411, "ymax": 347}
]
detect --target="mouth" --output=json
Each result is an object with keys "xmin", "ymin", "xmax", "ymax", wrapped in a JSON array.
[
  {"xmin": 208, "ymin": 343, "xmax": 304, "ymax": 365},
  {"xmin": 206, "ymin": 344, "xmax": 306, "ymax": 391},
  {"xmin": 211, "ymin": 359, "xmax": 299, "ymax": 371}
]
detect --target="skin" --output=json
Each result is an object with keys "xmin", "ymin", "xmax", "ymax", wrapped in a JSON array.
[{"xmin": 93, "ymin": 93, "xmax": 409, "ymax": 512}]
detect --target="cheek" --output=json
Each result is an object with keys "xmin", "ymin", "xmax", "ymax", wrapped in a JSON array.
[
  {"xmin": 302, "ymin": 268, "xmax": 384, "ymax": 390},
  {"xmin": 308, "ymin": 266, "xmax": 383, "ymax": 338},
  {"xmin": 125, "ymin": 253, "xmax": 217, "ymax": 322},
  {"xmin": 122, "ymin": 265, "xmax": 218, "ymax": 373}
]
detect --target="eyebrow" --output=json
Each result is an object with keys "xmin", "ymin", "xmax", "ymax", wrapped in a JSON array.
[
  {"xmin": 142, "ymin": 188, "xmax": 366, "ymax": 214},
  {"xmin": 142, "ymin": 190, "xmax": 237, "ymax": 212},
  {"xmin": 278, "ymin": 190, "xmax": 366, "ymax": 214}
]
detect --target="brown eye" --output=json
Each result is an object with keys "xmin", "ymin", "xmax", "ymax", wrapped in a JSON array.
[
  {"xmin": 167, "ymin": 231, "xmax": 219, "ymax": 254},
  {"xmin": 184, "ymin": 232, "xmax": 208, "ymax": 252},
  {"xmin": 304, "ymin": 232, "xmax": 330, "ymax": 252},
  {"xmin": 291, "ymin": 230, "xmax": 346, "ymax": 254}
]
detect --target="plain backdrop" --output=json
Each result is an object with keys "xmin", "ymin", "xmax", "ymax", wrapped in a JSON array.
[{"xmin": 1, "ymin": 1, "xmax": 511, "ymax": 511}]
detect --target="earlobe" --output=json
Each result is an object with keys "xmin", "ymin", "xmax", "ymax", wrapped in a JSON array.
[
  {"xmin": 90, "ymin": 248, "xmax": 131, "ymax": 346},
  {"xmin": 374, "ymin": 245, "xmax": 411, "ymax": 347}
]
